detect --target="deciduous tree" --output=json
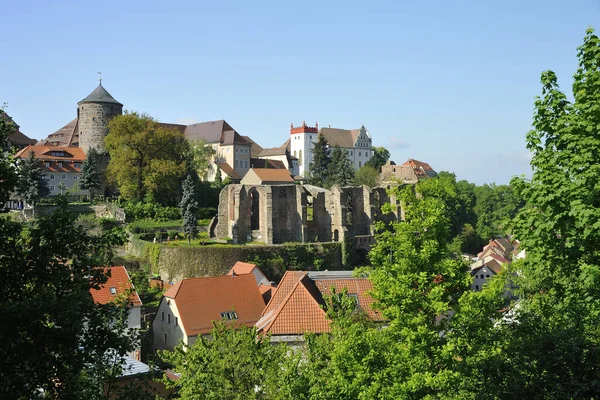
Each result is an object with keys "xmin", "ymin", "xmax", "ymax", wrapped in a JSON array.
[
  {"xmin": 16, "ymin": 150, "xmax": 49, "ymax": 213},
  {"xmin": 364, "ymin": 146, "xmax": 390, "ymax": 171},
  {"xmin": 105, "ymin": 112, "xmax": 190, "ymax": 206},
  {"xmin": 354, "ymin": 165, "xmax": 379, "ymax": 188}
]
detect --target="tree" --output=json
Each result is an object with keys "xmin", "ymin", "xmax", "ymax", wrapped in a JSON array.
[
  {"xmin": 364, "ymin": 146, "xmax": 390, "ymax": 171},
  {"xmin": 80, "ymin": 147, "xmax": 102, "ymax": 203},
  {"xmin": 16, "ymin": 150, "xmax": 49, "ymax": 213},
  {"xmin": 105, "ymin": 112, "xmax": 190, "ymax": 206},
  {"xmin": 354, "ymin": 165, "xmax": 379, "ymax": 188},
  {"xmin": 307, "ymin": 134, "xmax": 331, "ymax": 187},
  {"xmin": 180, "ymin": 174, "xmax": 198, "ymax": 244},
  {"xmin": 490, "ymin": 28, "xmax": 600, "ymax": 398},
  {"xmin": 473, "ymin": 183, "xmax": 522, "ymax": 241},
  {"xmin": 328, "ymin": 145, "xmax": 354, "ymax": 187},
  {"xmin": 189, "ymin": 138, "xmax": 216, "ymax": 180},
  {"xmin": 214, "ymin": 166, "xmax": 223, "ymax": 186},
  {"xmin": 0, "ymin": 107, "xmax": 18, "ymax": 211},
  {"xmin": 161, "ymin": 322, "xmax": 293, "ymax": 399},
  {"xmin": 0, "ymin": 199, "xmax": 135, "ymax": 398}
]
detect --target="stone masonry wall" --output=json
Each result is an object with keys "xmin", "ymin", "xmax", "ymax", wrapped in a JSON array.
[{"xmin": 78, "ymin": 102, "xmax": 122, "ymax": 154}]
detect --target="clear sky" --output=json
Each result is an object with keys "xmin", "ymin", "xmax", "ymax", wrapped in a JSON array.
[{"xmin": 1, "ymin": 0, "xmax": 598, "ymax": 184}]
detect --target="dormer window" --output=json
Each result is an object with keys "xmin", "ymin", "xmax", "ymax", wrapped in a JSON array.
[
  {"xmin": 57, "ymin": 162, "xmax": 63, "ymax": 168},
  {"xmin": 45, "ymin": 162, "xmax": 50, "ymax": 167},
  {"xmin": 220, "ymin": 311, "xmax": 238, "ymax": 320},
  {"xmin": 109, "ymin": 287, "xmax": 117, "ymax": 295}
]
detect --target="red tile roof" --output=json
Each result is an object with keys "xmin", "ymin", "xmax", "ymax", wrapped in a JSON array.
[
  {"xmin": 90, "ymin": 266, "xmax": 142, "ymax": 307},
  {"xmin": 15, "ymin": 145, "xmax": 86, "ymax": 161},
  {"xmin": 216, "ymin": 162, "xmax": 241, "ymax": 180},
  {"xmin": 163, "ymin": 275, "xmax": 265, "ymax": 336},
  {"xmin": 243, "ymin": 168, "xmax": 294, "ymax": 184},
  {"xmin": 227, "ymin": 261, "xmax": 259, "ymax": 276},
  {"xmin": 256, "ymin": 271, "xmax": 383, "ymax": 336}
]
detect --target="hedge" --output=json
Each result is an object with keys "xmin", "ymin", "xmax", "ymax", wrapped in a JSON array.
[{"xmin": 127, "ymin": 237, "xmax": 344, "ymax": 282}]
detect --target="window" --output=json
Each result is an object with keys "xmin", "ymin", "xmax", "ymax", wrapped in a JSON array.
[
  {"xmin": 175, "ymin": 317, "xmax": 178, "ymax": 326},
  {"xmin": 350, "ymin": 151, "xmax": 353, "ymax": 156},
  {"xmin": 49, "ymin": 174, "xmax": 55, "ymax": 180},
  {"xmin": 235, "ymin": 160, "xmax": 239, "ymax": 168},
  {"xmin": 359, "ymin": 152, "xmax": 362, "ymax": 157},
  {"xmin": 164, "ymin": 333, "xmax": 167, "ymax": 343},
  {"xmin": 109, "ymin": 287, "xmax": 117, "ymax": 295},
  {"xmin": 475, "ymin": 285, "xmax": 479, "ymax": 291},
  {"xmin": 486, "ymin": 275, "xmax": 490, "ymax": 278},
  {"xmin": 161, "ymin": 312, "xmax": 165, "ymax": 321},
  {"xmin": 74, "ymin": 162, "xmax": 81, "ymax": 168},
  {"xmin": 49, "ymin": 185, "xmax": 55, "ymax": 192},
  {"xmin": 58, "ymin": 162, "xmax": 63, "ymax": 168},
  {"xmin": 168, "ymin": 314, "xmax": 171, "ymax": 324},
  {"xmin": 45, "ymin": 162, "xmax": 50, "ymax": 167},
  {"xmin": 61, "ymin": 174, "xmax": 66, "ymax": 180},
  {"xmin": 359, "ymin": 161, "xmax": 362, "ymax": 167},
  {"xmin": 73, "ymin": 175, "xmax": 79, "ymax": 180},
  {"xmin": 220, "ymin": 311, "xmax": 239, "ymax": 320}
]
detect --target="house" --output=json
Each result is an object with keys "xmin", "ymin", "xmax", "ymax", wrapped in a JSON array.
[
  {"xmin": 255, "ymin": 270, "xmax": 383, "ymax": 346},
  {"xmin": 380, "ymin": 159, "xmax": 438, "ymax": 184},
  {"xmin": 470, "ymin": 237, "xmax": 516, "ymax": 292},
  {"xmin": 256, "ymin": 139, "xmax": 300, "ymax": 177},
  {"xmin": 240, "ymin": 168, "xmax": 295, "ymax": 185},
  {"xmin": 287, "ymin": 121, "xmax": 372, "ymax": 178},
  {"xmin": 227, "ymin": 261, "xmax": 275, "ymax": 304},
  {"xmin": 152, "ymin": 274, "xmax": 265, "ymax": 351},
  {"xmin": 0, "ymin": 110, "xmax": 36, "ymax": 150},
  {"xmin": 89, "ymin": 266, "xmax": 143, "ymax": 359},
  {"xmin": 15, "ymin": 145, "xmax": 87, "ymax": 198}
]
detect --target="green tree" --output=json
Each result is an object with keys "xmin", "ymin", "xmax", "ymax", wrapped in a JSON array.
[
  {"xmin": 364, "ymin": 146, "xmax": 390, "ymax": 171},
  {"xmin": 162, "ymin": 322, "xmax": 293, "ymax": 399},
  {"xmin": 80, "ymin": 147, "xmax": 102, "ymax": 203},
  {"xmin": 307, "ymin": 134, "xmax": 331, "ymax": 187},
  {"xmin": 214, "ymin": 166, "xmax": 223, "ymax": 186},
  {"xmin": 328, "ymin": 145, "xmax": 354, "ymax": 187},
  {"xmin": 354, "ymin": 165, "xmax": 379, "ymax": 188},
  {"xmin": 0, "ymin": 107, "xmax": 18, "ymax": 211},
  {"xmin": 473, "ymin": 183, "xmax": 522, "ymax": 241},
  {"xmin": 16, "ymin": 150, "xmax": 49, "ymax": 213},
  {"xmin": 189, "ymin": 138, "xmax": 216, "ymax": 180},
  {"xmin": 491, "ymin": 27, "xmax": 600, "ymax": 398},
  {"xmin": 105, "ymin": 112, "xmax": 190, "ymax": 206},
  {"xmin": 0, "ymin": 200, "xmax": 135, "ymax": 398},
  {"xmin": 180, "ymin": 174, "xmax": 198, "ymax": 244}
]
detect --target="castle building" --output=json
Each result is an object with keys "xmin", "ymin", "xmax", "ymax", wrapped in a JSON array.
[{"xmin": 288, "ymin": 122, "xmax": 373, "ymax": 178}]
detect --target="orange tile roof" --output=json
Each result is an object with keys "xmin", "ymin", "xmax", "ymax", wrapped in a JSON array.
[
  {"xmin": 215, "ymin": 162, "xmax": 241, "ymax": 180},
  {"xmin": 256, "ymin": 271, "xmax": 383, "ymax": 336},
  {"xmin": 15, "ymin": 144, "xmax": 86, "ymax": 161},
  {"xmin": 163, "ymin": 275, "xmax": 265, "ymax": 336},
  {"xmin": 90, "ymin": 266, "xmax": 142, "ymax": 307},
  {"xmin": 227, "ymin": 261, "xmax": 258, "ymax": 275}
]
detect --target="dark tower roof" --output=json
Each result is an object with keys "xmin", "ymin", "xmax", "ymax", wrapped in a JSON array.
[{"xmin": 78, "ymin": 83, "xmax": 123, "ymax": 105}]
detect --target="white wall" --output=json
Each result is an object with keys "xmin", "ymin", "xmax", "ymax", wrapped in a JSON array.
[{"xmin": 152, "ymin": 298, "xmax": 187, "ymax": 352}]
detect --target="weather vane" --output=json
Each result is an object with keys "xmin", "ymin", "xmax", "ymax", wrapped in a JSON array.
[{"xmin": 97, "ymin": 71, "xmax": 102, "ymax": 85}]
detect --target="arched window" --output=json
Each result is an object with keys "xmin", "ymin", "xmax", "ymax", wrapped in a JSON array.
[
  {"xmin": 299, "ymin": 150, "xmax": 303, "ymax": 166},
  {"xmin": 250, "ymin": 190, "xmax": 260, "ymax": 230}
]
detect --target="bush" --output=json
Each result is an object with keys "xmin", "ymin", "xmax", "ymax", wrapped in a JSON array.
[
  {"xmin": 123, "ymin": 202, "xmax": 182, "ymax": 222},
  {"xmin": 197, "ymin": 207, "xmax": 217, "ymax": 220},
  {"xmin": 167, "ymin": 230, "xmax": 180, "ymax": 240}
]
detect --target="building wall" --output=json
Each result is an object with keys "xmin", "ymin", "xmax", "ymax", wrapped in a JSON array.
[
  {"xmin": 152, "ymin": 298, "xmax": 186, "ymax": 352},
  {"xmin": 78, "ymin": 102, "xmax": 122, "ymax": 154},
  {"xmin": 42, "ymin": 170, "xmax": 87, "ymax": 196}
]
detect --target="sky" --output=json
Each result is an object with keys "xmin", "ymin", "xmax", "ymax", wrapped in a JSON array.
[{"xmin": 1, "ymin": 0, "xmax": 599, "ymax": 184}]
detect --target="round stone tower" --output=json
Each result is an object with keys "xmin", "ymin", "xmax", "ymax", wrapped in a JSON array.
[{"xmin": 77, "ymin": 82, "xmax": 123, "ymax": 154}]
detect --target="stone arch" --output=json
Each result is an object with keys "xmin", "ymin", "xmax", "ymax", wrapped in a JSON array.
[{"xmin": 250, "ymin": 189, "xmax": 260, "ymax": 230}]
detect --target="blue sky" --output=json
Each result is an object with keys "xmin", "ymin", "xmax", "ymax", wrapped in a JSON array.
[{"xmin": 1, "ymin": 0, "xmax": 598, "ymax": 184}]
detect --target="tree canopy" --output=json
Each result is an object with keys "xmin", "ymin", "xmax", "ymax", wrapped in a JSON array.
[
  {"xmin": 354, "ymin": 165, "xmax": 379, "ymax": 188},
  {"xmin": 16, "ymin": 150, "xmax": 49, "ymax": 210},
  {"xmin": 307, "ymin": 135, "xmax": 331, "ymax": 187},
  {"xmin": 0, "ymin": 107, "xmax": 17, "ymax": 211},
  {"xmin": 328, "ymin": 145, "xmax": 354, "ymax": 187},
  {"xmin": 364, "ymin": 146, "xmax": 390, "ymax": 171},
  {"xmin": 105, "ymin": 112, "xmax": 191, "ymax": 206}
]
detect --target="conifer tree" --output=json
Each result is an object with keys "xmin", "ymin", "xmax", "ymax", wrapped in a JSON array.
[
  {"xmin": 180, "ymin": 174, "xmax": 198, "ymax": 244},
  {"xmin": 80, "ymin": 147, "xmax": 101, "ymax": 203},
  {"xmin": 328, "ymin": 145, "xmax": 354, "ymax": 187},
  {"xmin": 307, "ymin": 135, "xmax": 331, "ymax": 187},
  {"xmin": 16, "ymin": 150, "xmax": 49, "ymax": 214},
  {"xmin": 0, "ymin": 107, "xmax": 18, "ymax": 211}
]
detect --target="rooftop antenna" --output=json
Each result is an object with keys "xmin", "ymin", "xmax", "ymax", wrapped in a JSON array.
[{"xmin": 97, "ymin": 71, "xmax": 102, "ymax": 85}]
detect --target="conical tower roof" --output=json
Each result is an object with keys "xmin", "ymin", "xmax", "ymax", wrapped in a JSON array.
[{"xmin": 78, "ymin": 83, "xmax": 122, "ymax": 105}]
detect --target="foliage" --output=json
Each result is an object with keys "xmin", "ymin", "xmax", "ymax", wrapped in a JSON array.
[
  {"xmin": 105, "ymin": 112, "xmax": 190, "ymax": 205},
  {"xmin": 122, "ymin": 201, "xmax": 181, "ymax": 222},
  {"xmin": 498, "ymin": 27, "xmax": 600, "ymax": 397},
  {"xmin": 0, "ymin": 107, "xmax": 18, "ymax": 211},
  {"xmin": 328, "ymin": 145, "xmax": 354, "ymax": 187},
  {"xmin": 364, "ymin": 146, "xmax": 390, "ymax": 171},
  {"xmin": 189, "ymin": 138, "xmax": 216, "ymax": 180},
  {"xmin": 0, "ymin": 199, "xmax": 135, "ymax": 398},
  {"xmin": 353, "ymin": 165, "xmax": 379, "ymax": 188},
  {"xmin": 16, "ymin": 150, "xmax": 50, "ymax": 210},
  {"xmin": 80, "ymin": 147, "xmax": 102, "ymax": 203},
  {"xmin": 473, "ymin": 182, "xmax": 523, "ymax": 242},
  {"xmin": 162, "ymin": 323, "xmax": 292, "ymax": 399},
  {"xmin": 180, "ymin": 174, "xmax": 199, "ymax": 244},
  {"xmin": 307, "ymin": 134, "xmax": 331, "ymax": 187}
]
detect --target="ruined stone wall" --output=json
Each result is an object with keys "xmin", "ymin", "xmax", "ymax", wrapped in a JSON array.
[
  {"xmin": 271, "ymin": 185, "xmax": 303, "ymax": 243},
  {"xmin": 78, "ymin": 102, "xmax": 122, "ymax": 154}
]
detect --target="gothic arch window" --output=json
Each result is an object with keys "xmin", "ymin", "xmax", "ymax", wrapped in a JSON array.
[{"xmin": 250, "ymin": 190, "xmax": 260, "ymax": 230}]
